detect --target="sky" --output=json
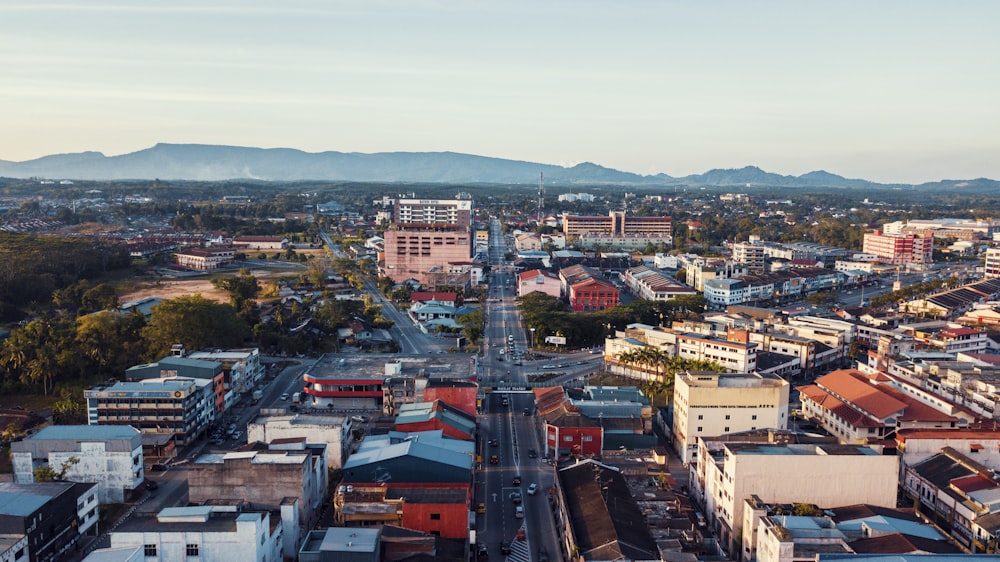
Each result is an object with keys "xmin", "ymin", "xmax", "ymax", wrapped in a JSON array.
[{"xmin": 1, "ymin": 1, "xmax": 997, "ymax": 184}]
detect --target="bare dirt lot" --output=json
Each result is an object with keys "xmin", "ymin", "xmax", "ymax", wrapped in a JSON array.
[{"xmin": 119, "ymin": 267, "xmax": 302, "ymax": 304}]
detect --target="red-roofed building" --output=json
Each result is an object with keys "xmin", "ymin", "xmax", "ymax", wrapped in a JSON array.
[
  {"xmin": 517, "ymin": 269, "xmax": 561, "ymax": 299},
  {"xmin": 569, "ymin": 277, "xmax": 619, "ymax": 312},
  {"xmin": 534, "ymin": 387, "xmax": 603, "ymax": 459},
  {"xmin": 798, "ymin": 369, "xmax": 961, "ymax": 444}
]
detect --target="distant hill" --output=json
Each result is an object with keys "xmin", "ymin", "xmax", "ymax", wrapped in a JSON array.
[{"xmin": 0, "ymin": 143, "xmax": 993, "ymax": 189}]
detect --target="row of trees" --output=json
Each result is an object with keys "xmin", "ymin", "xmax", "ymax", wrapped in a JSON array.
[{"xmin": 518, "ymin": 292, "xmax": 706, "ymax": 348}]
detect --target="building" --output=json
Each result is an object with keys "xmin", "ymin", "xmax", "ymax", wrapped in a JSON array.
[
  {"xmin": 11, "ymin": 425, "xmax": 143, "ymax": 504},
  {"xmin": 862, "ymin": 230, "xmax": 933, "ymax": 266},
  {"xmin": 672, "ymin": 372, "xmax": 789, "ymax": 464},
  {"xmin": 125, "ymin": 354, "xmax": 227, "ymax": 413},
  {"xmin": 557, "ymin": 192, "xmax": 595, "ymax": 202},
  {"xmin": 535, "ymin": 387, "xmax": 604, "ymax": 459},
  {"xmin": 299, "ymin": 527, "xmax": 380, "ymax": 562},
  {"xmin": 568, "ymin": 277, "xmax": 619, "ymax": 312},
  {"xmin": 517, "ymin": 269, "xmax": 562, "ymax": 299},
  {"xmin": 0, "ymin": 482, "xmax": 99, "ymax": 562},
  {"xmin": 514, "ymin": 233, "xmax": 542, "ymax": 252},
  {"xmin": 110, "ymin": 507, "xmax": 282, "ymax": 562},
  {"xmin": 394, "ymin": 400, "xmax": 476, "ymax": 440},
  {"xmin": 84, "ymin": 378, "xmax": 215, "ymax": 447},
  {"xmin": 562, "ymin": 211, "xmax": 672, "ymax": 240},
  {"xmin": 733, "ymin": 242, "xmax": 767, "ymax": 274},
  {"xmin": 621, "ymin": 266, "xmax": 696, "ymax": 301},
  {"xmin": 896, "ymin": 427, "xmax": 1000, "ymax": 471},
  {"xmin": 231, "ymin": 236, "xmax": 288, "ymax": 250},
  {"xmin": 173, "ymin": 246, "xmax": 235, "ymax": 270},
  {"xmin": 797, "ymin": 369, "xmax": 963, "ymax": 445},
  {"xmin": 986, "ymin": 248, "xmax": 1000, "ymax": 280},
  {"xmin": 188, "ymin": 444, "xmax": 328, "ymax": 559},
  {"xmin": 247, "ymin": 413, "xmax": 353, "ymax": 469},
  {"xmin": 0, "ymin": 536, "xmax": 27, "ymax": 562},
  {"xmin": 187, "ymin": 348, "xmax": 264, "ymax": 397},
  {"xmin": 693, "ymin": 440, "xmax": 898, "ymax": 555},
  {"xmin": 578, "ymin": 233, "xmax": 673, "ymax": 251},
  {"xmin": 382, "ymin": 198, "xmax": 474, "ymax": 286}
]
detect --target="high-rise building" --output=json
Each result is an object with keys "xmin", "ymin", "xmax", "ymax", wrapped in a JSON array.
[
  {"xmin": 861, "ymin": 230, "xmax": 933, "ymax": 266},
  {"xmin": 733, "ymin": 241, "xmax": 767, "ymax": 274},
  {"xmin": 382, "ymin": 198, "xmax": 474, "ymax": 286},
  {"xmin": 562, "ymin": 211, "xmax": 672, "ymax": 239}
]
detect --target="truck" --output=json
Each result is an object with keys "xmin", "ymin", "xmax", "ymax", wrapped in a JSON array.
[
  {"xmin": 292, "ymin": 392, "xmax": 301, "ymax": 404},
  {"xmin": 252, "ymin": 390, "xmax": 263, "ymax": 403}
]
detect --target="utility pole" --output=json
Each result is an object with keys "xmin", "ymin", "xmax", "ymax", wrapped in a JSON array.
[{"xmin": 537, "ymin": 172, "xmax": 544, "ymax": 223}]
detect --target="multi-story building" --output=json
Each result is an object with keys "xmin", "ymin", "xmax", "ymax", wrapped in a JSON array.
[
  {"xmin": 110, "ymin": 507, "xmax": 282, "ymax": 562},
  {"xmin": 299, "ymin": 527, "xmax": 380, "ymax": 562},
  {"xmin": 84, "ymin": 378, "xmax": 215, "ymax": 447},
  {"xmin": 514, "ymin": 233, "xmax": 542, "ymax": 251},
  {"xmin": 188, "ymin": 444, "xmax": 328, "ymax": 559},
  {"xmin": 0, "ymin": 482, "xmax": 99, "ymax": 562},
  {"xmin": 862, "ymin": 230, "xmax": 934, "ymax": 266},
  {"xmin": 231, "ymin": 235, "xmax": 288, "ymax": 250},
  {"xmin": 562, "ymin": 211, "xmax": 672, "ymax": 239},
  {"xmin": 677, "ymin": 330, "xmax": 759, "ymax": 373},
  {"xmin": 621, "ymin": 266, "xmax": 696, "ymax": 301},
  {"xmin": 12, "ymin": 425, "xmax": 143, "ymax": 504},
  {"xmin": 986, "ymin": 248, "xmax": 1000, "ymax": 280},
  {"xmin": 247, "ymin": 413, "xmax": 353, "ymax": 469},
  {"xmin": 733, "ymin": 241, "xmax": 767, "ymax": 274},
  {"xmin": 672, "ymin": 372, "xmax": 789, "ymax": 464},
  {"xmin": 568, "ymin": 277, "xmax": 619, "ymax": 312},
  {"xmin": 693, "ymin": 439, "xmax": 898, "ymax": 555},
  {"xmin": 0, "ymin": 535, "xmax": 27, "ymax": 562},
  {"xmin": 382, "ymin": 198, "xmax": 474, "ymax": 285},
  {"xmin": 187, "ymin": 347, "xmax": 264, "ymax": 396},
  {"xmin": 125, "ymin": 353, "xmax": 227, "ymax": 413},
  {"xmin": 173, "ymin": 246, "xmax": 235, "ymax": 270}
]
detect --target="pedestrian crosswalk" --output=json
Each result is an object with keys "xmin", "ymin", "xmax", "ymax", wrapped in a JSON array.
[{"xmin": 505, "ymin": 522, "xmax": 530, "ymax": 562}]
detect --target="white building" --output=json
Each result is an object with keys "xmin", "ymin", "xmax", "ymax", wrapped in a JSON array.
[
  {"xmin": 12, "ymin": 425, "xmax": 144, "ymax": 504},
  {"xmin": 247, "ymin": 413, "xmax": 352, "ymax": 469},
  {"xmin": 517, "ymin": 269, "xmax": 562, "ymax": 299},
  {"xmin": 0, "ymin": 535, "xmax": 28, "ymax": 562},
  {"xmin": 188, "ymin": 348, "xmax": 264, "ymax": 393},
  {"xmin": 693, "ymin": 439, "xmax": 898, "ymax": 555},
  {"xmin": 621, "ymin": 266, "xmax": 696, "ymax": 301},
  {"xmin": 672, "ymin": 372, "xmax": 789, "ymax": 464},
  {"xmin": 110, "ymin": 506, "xmax": 282, "ymax": 562}
]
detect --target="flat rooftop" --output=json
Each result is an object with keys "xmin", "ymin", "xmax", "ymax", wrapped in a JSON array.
[
  {"xmin": 680, "ymin": 372, "xmax": 787, "ymax": 389},
  {"xmin": 307, "ymin": 353, "xmax": 475, "ymax": 380}
]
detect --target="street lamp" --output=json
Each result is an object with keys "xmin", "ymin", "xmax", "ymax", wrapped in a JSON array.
[{"xmin": 529, "ymin": 327, "xmax": 535, "ymax": 350}]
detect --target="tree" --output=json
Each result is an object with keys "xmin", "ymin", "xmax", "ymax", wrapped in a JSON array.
[
  {"xmin": 457, "ymin": 308, "xmax": 485, "ymax": 343},
  {"xmin": 140, "ymin": 295, "xmax": 250, "ymax": 359},
  {"xmin": 33, "ymin": 456, "xmax": 80, "ymax": 482},
  {"xmin": 211, "ymin": 269, "xmax": 260, "ymax": 313}
]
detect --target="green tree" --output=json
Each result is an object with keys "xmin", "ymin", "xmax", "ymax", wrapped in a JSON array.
[
  {"xmin": 140, "ymin": 295, "xmax": 250, "ymax": 359},
  {"xmin": 33, "ymin": 456, "xmax": 80, "ymax": 482}
]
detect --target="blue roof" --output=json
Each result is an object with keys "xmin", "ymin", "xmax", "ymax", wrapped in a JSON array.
[
  {"xmin": 836, "ymin": 515, "xmax": 944, "ymax": 541},
  {"xmin": 0, "ymin": 482, "xmax": 75, "ymax": 516},
  {"xmin": 28, "ymin": 425, "xmax": 140, "ymax": 441},
  {"xmin": 344, "ymin": 438, "xmax": 472, "ymax": 471}
]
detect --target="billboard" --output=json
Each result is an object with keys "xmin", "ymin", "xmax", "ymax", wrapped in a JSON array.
[{"xmin": 545, "ymin": 336, "xmax": 567, "ymax": 345}]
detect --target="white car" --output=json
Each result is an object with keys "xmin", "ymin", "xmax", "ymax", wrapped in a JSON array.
[
  {"xmin": 280, "ymin": 393, "xmax": 289, "ymax": 401},
  {"xmin": 527, "ymin": 483, "xmax": 538, "ymax": 495}
]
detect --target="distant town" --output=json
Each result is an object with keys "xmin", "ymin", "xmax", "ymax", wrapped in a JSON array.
[{"xmin": 1, "ymin": 176, "xmax": 1000, "ymax": 562}]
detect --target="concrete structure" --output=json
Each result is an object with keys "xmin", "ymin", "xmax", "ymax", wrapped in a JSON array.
[
  {"xmin": 621, "ymin": 266, "xmax": 696, "ymax": 301},
  {"xmin": 733, "ymin": 242, "xmax": 767, "ymax": 274},
  {"xmin": 110, "ymin": 507, "xmax": 282, "ymax": 562},
  {"xmin": 188, "ymin": 444, "xmax": 328, "ymax": 559},
  {"xmin": 862, "ymin": 230, "xmax": 934, "ymax": 266},
  {"xmin": 986, "ymin": 248, "xmax": 1000, "ymax": 280},
  {"xmin": 299, "ymin": 527, "xmax": 380, "ymax": 562},
  {"xmin": 517, "ymin": 269, "xmax": 561, "ymax": 299},
  {"xmin": 514, "ymin": 232, "xmax": 542, "ymax": 252},
  {"xmin": 247, "ymin": 413, "xmax": 352, "ymax": 469},
  {"xmin": 693, "ymin": 440, "xmax": 899, "ymax": 555},
  {"xmin": 231, "ymin": 235, "xmax": 288, "ymax": 250},
  {"xmin": 0, "ymin": 482, "xmax": 99, "ymax": 562},
  {"xmin": 578, "ymin": 233, "xmax": 673, "ymax": 251},
  {"xmin": 896, "ymin": 428, "xmax": 1000, "ymax": 472},
  {"xmin": 173, "ymin": 246, "xmax": 235, "ymax": 270},
  {"xmin": 126, "ymin": 354, "xmax": 227, "ymax": 413},
  {"xmin": 0, "ymin": 536, "xmax": 27, "ymax": 562},
  {"xmin": 562, "ymin": 211, "xmax": 672, "ymax": 239},
  {"xmin": 382, "ymin": 198, "xmax": 474, "ymax": 285},
  {"xmin": 12, "ymin": 425, "xmax": 143, "ymax": 504},
  {"xmin": 672, "ymin": 372, "xmax": 790, "ymax": 463},
  {"xmin": 187, "ymin": 348, "xmax": 264, "ymax": 396},
  {"xmin": 84, "ymin": 378, "xmax": 215, "ymax": 447}
]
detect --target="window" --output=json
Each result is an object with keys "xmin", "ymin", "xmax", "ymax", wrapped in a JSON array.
[
  {"xmin": 697, "ymin": 426, "xmax": 703, "ymax": 432},
  {"xmin": 724, "ymin": 426, "xmax": 730, "ymax": 432},
  {"xmin": 697, "ymin": 414, "xmax": 703, "ymax": 420},
  {"xmin": 751, "ymin": 415, "xmax": 757, "ymax": 420},
  {"xmin": 725, "ymin": 414, "xmax": 731, "ymax": 420},
  {"xmin": 430, "ymin": 513, "xmax": 441, "ymax": 520},
  {"xmin": 563, "ymin": 435, "xmax": 573, "ymax": 442},
  {"xmin": 144, "ymin": 545, "xmax": 157, "ymax": 556},
  {"xmin": 186, "ymin": 544, "xmax": 199, "ymax": 556}
]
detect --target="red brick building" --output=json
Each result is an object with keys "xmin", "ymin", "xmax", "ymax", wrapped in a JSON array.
[{"xmin": 535, "ymin": 387, "xmax": 604, "ymax": 458}]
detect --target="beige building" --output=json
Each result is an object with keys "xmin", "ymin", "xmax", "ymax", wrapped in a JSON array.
[
  {"xmin": 247, "ymin": 413, "xmax": 353, "ymax": 469},
  {"xmin": 382, "ymin": 198, "xmax": 474, "ymax": 285},
  {"xmin": 693, "ymin": 440, "xmax": 898, "ymax": 555},
  {"xmin": 514, "ymin": 232, "xmax": 542, "ymax": 252},
  {"xmin": 672, "ymin": 372, "xmax": 789, "ymax": 464}
]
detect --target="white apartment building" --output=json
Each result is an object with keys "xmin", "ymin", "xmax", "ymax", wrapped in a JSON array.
[
  {"xmin": 676, "ymin": 331, "xmax": 759, "ymax": 374},
  {"xmin": 693, "ymin": 440, "xmax": 898, "ymax": 555},
  {"xmin": 986, "ymin": 248, "xmax": 1000, "ymax": 279},
  {"xmin": 733, "ymin": 242, "xmax": 767, "ymax": 274},
  {"xmin": 188, "ymin": 348, "xmax": 264, "ymax": 394},
  {"xmin": 111, "ymin": 507, "xmax": 282, "ymax": 562},
  {"xmin": 12, "ymin": 425, "xmax": 144, "ymax": 504},
  {"xmin": 672, "ymin": 372, "xmax": 789, "ymax": 464},
  {"xmin": 247, "ymin": 413, "xmax": 352, "ymax": 469}
]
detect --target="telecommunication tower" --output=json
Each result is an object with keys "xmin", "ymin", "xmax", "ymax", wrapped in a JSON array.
[{"xmin": 536, "ymin": 172, "xmax": 544, "ymax": 222}]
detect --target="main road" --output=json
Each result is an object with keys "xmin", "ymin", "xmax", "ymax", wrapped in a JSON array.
[{"xmin": 475, "ymin": 218, "xmax": 563, "ymax": 562}]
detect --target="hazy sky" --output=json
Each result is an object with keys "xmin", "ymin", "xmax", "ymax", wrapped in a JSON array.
[{"xmin": 1, "ymin": 1, "xmax": 997, "ymax": 183}]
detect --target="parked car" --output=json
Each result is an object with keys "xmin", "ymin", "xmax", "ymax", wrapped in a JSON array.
[{"xmin": 538, "ymin": 547, "xmax": 550, "ymax": 562}]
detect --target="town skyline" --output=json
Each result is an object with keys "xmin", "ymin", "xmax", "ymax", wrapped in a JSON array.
[{"xmin": 2, "ymin": 1, "xmax": 998, "ymax": 184}]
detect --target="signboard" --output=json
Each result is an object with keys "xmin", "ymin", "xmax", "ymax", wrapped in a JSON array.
[{"xmin": 545, "ymin": 336, "xmax": 567, "ymax": 345}]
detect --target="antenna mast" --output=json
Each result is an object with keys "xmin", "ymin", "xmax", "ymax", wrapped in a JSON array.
[{"xmin": 537, "ymin": 172, "xmax": 544, "ymax": 223}]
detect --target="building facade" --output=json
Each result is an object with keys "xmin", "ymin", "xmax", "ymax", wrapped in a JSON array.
[
  {"xmin": 862, "ymin": 230, "xmax": 934, "ymax": 266},
  {"xmin": 383, "ymin": 198, "xmax": 474, "ymax": 286},
  {"xmin": 0, "ymin": 482, "xmax": 99, "ymax": 562},
  {"xmin": 84, "ymin": 378, "xmax": 215, "ymax": 447}
]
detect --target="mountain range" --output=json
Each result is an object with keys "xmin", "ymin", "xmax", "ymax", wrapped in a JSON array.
[{"xmin": 1, "ymin": 143, "xmax": 997, "ymax": 190}]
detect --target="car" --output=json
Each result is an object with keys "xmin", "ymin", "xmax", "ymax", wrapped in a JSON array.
[
  {"xmin": 232, "ymin": 431, "xmax": 243, "ymax": 440},
  {"xmin": 527, "ymin": 483, "xmax": 538, "ymax": 495},
  {"xmin": 515, "ymin": 528, "xmax": 526, "ymax": 541},
  {"xmin": 528, "ymin": 448, "xmax": 537, "ymax": 458},
  {"xmin": 537, "ymin": 546, "xmax": 550, "ymax": 562},
  {"xmin": 510, "ymin": 491, "xmax": 522, "ymax": 504},
  {"xmin": 489, "ymin": 439, "xmax": 498, "ymax": 447},
  {"xmin": 145, "ymin": 479, "xmax": 159, "ymax": 490},
  {"xmin": 489, "ymin": 454, "xmax": 499, "ymax": 464},
  {"xmin": 522, "ymin": 408, "xmax": 530, "ymax": 416},
  {"xmin": 501, "ymin": 398, "xmax": 509, "ymax": 407},
  {"xmin": 477, "ymin": 502, "xmax": 486, "ymax": 514},
  {"xmin": 500, "ymin": 541, "xmax": 512, "ymax": 554},
  {"xmin": 280, "ymin": 393, "xmax": 289, "ymax": 401},
  {"xmin": 514, "ymin": 505, "xmax": 524, "ymax": 518},
  {"xmin": 512, "ymin": 474, "xmax": 521, "ymax": 485},
  {"xmin": 477, "ymin": 544, "xmax": 489, "ymax": 561},
  {"xmin": 541, "ymin": 364, "xmax": 556, "ymax": 370}
]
